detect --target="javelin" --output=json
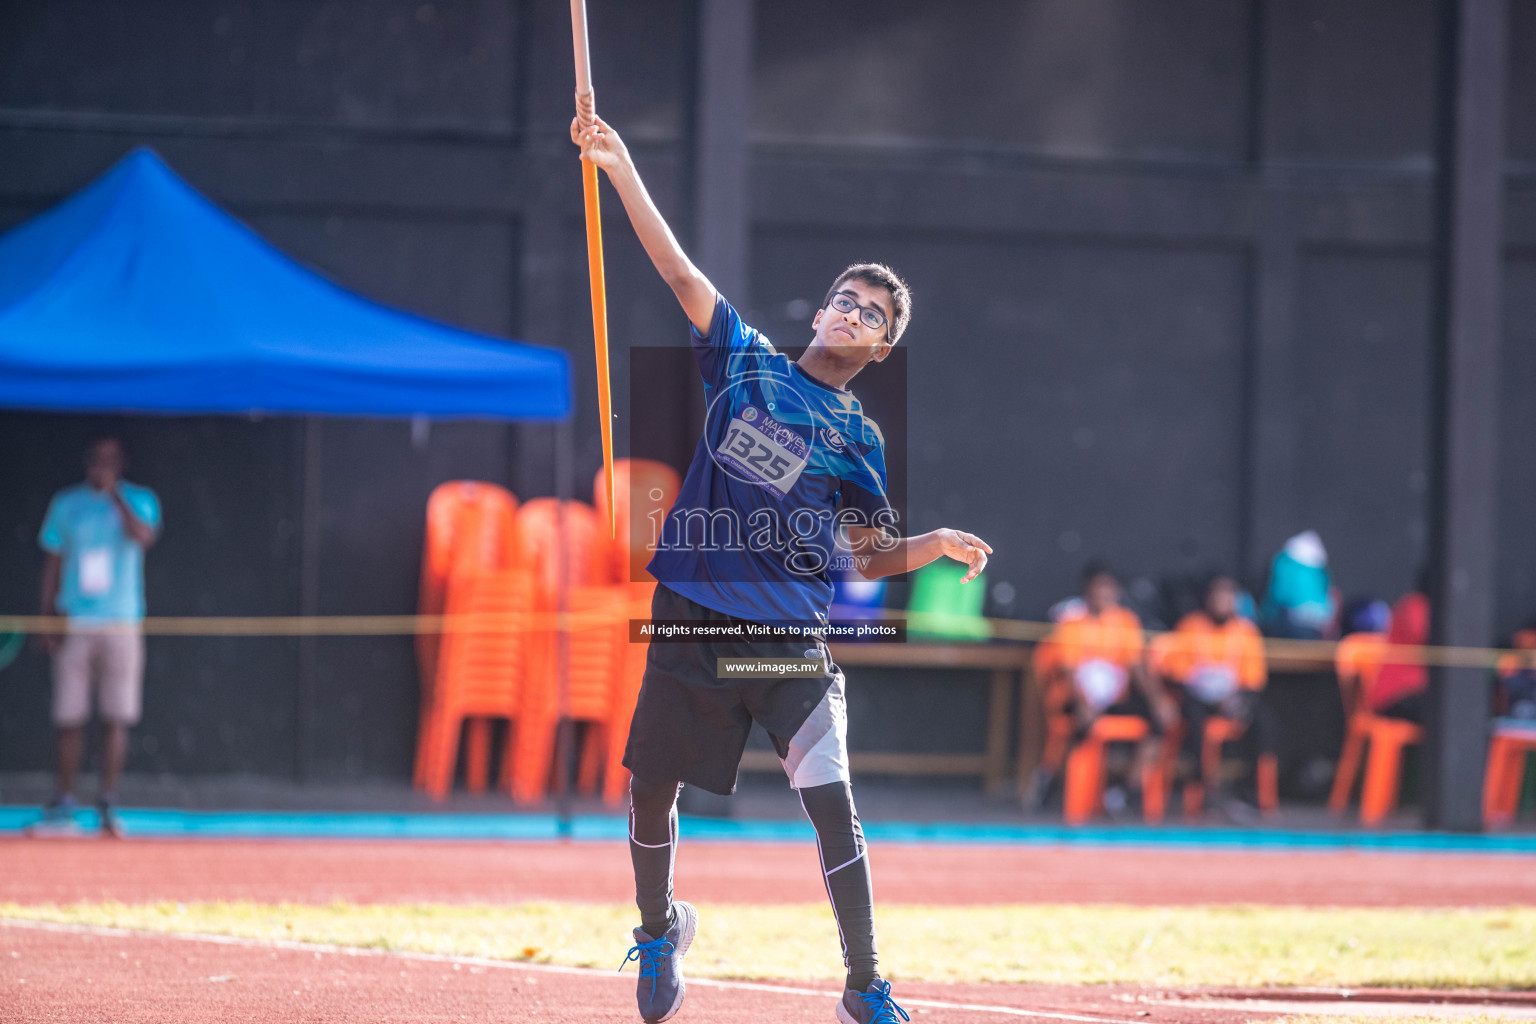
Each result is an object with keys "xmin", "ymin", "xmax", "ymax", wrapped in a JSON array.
[{"xmin": 570, "ymin": 0, "xmax": 615, "ymax": 537}]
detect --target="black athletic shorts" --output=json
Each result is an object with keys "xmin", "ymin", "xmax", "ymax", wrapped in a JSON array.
[{"xmin": 623, "ymin": 584, "xmax": 840, "ymax": 796}]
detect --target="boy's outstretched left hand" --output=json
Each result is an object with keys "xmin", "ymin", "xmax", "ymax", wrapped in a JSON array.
[{"xmin": 937, "ymin": 529, "xmax": 992, "ymax": 584}]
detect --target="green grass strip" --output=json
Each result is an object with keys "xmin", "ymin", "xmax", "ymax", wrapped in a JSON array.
[{"xmin": 5, "ymin": 902, "xmax": 1535, "ymax": 990}]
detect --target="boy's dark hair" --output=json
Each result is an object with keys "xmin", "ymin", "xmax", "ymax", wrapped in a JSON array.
[{"xmin": 824, "ymin": 263, "xmax": 912, "ymax": 343}]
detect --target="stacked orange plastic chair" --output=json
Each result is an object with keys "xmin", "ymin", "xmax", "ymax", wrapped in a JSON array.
[
  {"xmin": 418, "ymin": 563, "xmax": 533, "ymax": 801},
  {"xmin": 588, "ymin": 459, "xmax": 682, "ymax": 804},
  {"xmin": 416, "ymin": 464, "xmax": 681, "ymax": 805},
  {"xmin": 564, "ymin": 582, "xmax": 634, "ymax": 799},
  {"xmin": 414, "ymin": 482, "xmax": 519, "ymax": 796},
  {"xmin": 507, "ymin": 461, "xmax": 678, "ymax": 806},
  {"xmin": 599, "ymin": 459, "xmax": 683, "ymax": 585},
  {"xmin": 502, "ymin": 497, "xmax": 605, "ymax": 804},
  {"xmin": 1329, "ymin": 632, "xmax": 1423, "ymax": 825}
]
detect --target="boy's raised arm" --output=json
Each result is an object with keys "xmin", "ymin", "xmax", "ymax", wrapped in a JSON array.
[{"xmin": 572, "ymin": 115, "xmax": 717, "ymax": 334}]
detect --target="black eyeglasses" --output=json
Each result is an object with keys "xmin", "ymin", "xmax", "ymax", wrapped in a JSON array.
[{"xmin": 828, "ymin": 291, "xmax": 888, "ymax": 332}]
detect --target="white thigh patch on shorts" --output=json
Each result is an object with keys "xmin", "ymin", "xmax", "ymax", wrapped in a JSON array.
[{"xmin": 781, "ymin": 670, "xmax": 850, "ymax": 790}]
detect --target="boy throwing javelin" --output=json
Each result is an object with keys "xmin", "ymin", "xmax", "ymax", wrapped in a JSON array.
[{"xmin": 574, "ymin": 113, "xmax": 991, "ymax": 1024}]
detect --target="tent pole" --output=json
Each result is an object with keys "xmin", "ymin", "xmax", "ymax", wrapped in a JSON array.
[{"xmin": 295, "ymin": 416, "xmax": 323, "ymax": 783}]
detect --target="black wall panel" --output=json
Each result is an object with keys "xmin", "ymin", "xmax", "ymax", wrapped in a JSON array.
[
  {"xmin": 0, "ymin": 1, "xmax": 519, "ymax": 128},
  {"xmin": 1505, "ymin": 0, "xmax": 1536, "ymax": 164},
  {"xmin": 1500, "ymin": 259, "xmax": 1536, "ymax": 639},
  {"xmin": 1295, "ymin": 250, "xmax": 1433, "ymax": 602},
  {"xmin": 1263, "ymin": 0, "xmax": 1439, "ymax": 164},
  {"xmin": 755, "ymin": 0, "xmax": 1253, "ymax": 162},
  {"xmin": 306, "ymin": 419, "xmax": 510, "ymax": 780}
]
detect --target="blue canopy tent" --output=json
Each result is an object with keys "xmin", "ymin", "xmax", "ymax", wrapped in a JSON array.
[
  {"xmin": 0, "ymin": 148, "xmax": 570, "ymax": 420},
  {"xmin": 0, "ymin": 150, "xmax": 573, "ymax": 777}
]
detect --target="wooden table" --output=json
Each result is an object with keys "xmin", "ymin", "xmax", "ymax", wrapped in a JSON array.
[{"xmin": 737, "ymin": 641, "xmax": 1033, "ymax": 796}]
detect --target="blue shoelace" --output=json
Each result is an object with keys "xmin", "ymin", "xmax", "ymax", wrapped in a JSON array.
[
  {"xmin": 854, "ymin": 980, "xmax": 910, "ymax": 1024},
  {"xmin": 619, "ymin": 935, "xmax": 675, "ymax": 1000}
]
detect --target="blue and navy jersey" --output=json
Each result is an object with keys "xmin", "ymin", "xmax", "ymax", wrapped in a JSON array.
[{"xmin": 647, "ymin": 296, "xmax": 893, "ymax": 626}]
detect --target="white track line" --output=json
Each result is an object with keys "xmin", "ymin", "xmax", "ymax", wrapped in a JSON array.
[{"xmin": 0, "ymin": 916, "xmax": 1142, "ymax": 1022}]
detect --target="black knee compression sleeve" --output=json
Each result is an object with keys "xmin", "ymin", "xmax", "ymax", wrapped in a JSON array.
[
  {"xmin": 629, "ymin": 775, "xmax": 682, "ymax": 939},
  {"xmin": 798, "ymin": 780, "xmax": 879, "ymax": 990}
]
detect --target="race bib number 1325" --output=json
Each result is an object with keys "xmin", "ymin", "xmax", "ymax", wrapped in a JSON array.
[{"xmin": 714, "ymin": 404, "xmax": 810, "ymax": 499}]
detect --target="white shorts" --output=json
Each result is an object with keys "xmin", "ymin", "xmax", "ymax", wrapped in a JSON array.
[{"xmin": 52, "ymin": 625, "xmax": 144, "ymax": 727}]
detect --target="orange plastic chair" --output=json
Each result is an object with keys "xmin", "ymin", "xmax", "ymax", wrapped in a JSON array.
[
  {"xmin": 414, "ymin": 482, "xmax": 518, "ymax": 794},
  {"xmin": 418, "ymin": 568, "xmax": 531, "ymax": 801},
  {"xmin": 500, "ymin": 498, "xmax": 611, "ymax": 803},
  {"xmin": 587, "ymin": 460, "xmax": 681, "ymax": 803},
  {"xmin": 1484, "ymin": 720, "xmax": 1536, "ymax": 827},
  {"xmin": 418, "ymin": 481, "xmax": 519, "ymax": 669},
  {"xmin": 1028, "ymin": 638, "xmax": 1153, "ymax": 812},
  {"xmin": 1030, "ymin": 640, "xmax": 1075, "ymax": 778},
  {"xmin": 1484, "ymin": 633, "xmax": 1536, "ymax": 826},
  {"xmin": 563, "ymin": 583, "xmax": 634, "ymax": 798},
  {"xmin": 595, "ymin": 459, "xmax": 683, "ymax": 585},
  {"xmin": 1329, "ymin": 632, "xmax": 1424, "ymax": 825},
  {"xmin": 1063, "ymin": 716, "xmax": 1166, "ymax": 825},
  {"xmin": 1176, "ymin": 718, "xmax": 1279, "ymax": 819}
]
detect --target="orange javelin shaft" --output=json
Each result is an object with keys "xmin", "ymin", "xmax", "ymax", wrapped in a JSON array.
[
  {"xmin": 572, "ymin": 0, "xmax": 615, "ymax": 537},
  {"xmin": 581, "ymin": 159, "xmax": 615, "ymax": 538}
]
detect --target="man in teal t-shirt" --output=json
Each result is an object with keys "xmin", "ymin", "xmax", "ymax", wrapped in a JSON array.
[{"xmin": 37, "ymin": 438, "xmax": 161, "ymax": 836}]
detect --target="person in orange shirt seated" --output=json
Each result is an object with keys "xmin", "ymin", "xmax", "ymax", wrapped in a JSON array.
[
  {"xmin": 1044, "ymin": 566, "xmax": 1177, "ymax": 808},
  {"xmin": 1162, "ymin": 575, "xmax": 1276, "ymax": 801}
]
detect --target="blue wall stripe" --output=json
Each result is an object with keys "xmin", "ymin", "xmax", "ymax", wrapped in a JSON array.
[{"xmin": 3, "ymin": 805, "xmax": 1535, "ymax": 853}]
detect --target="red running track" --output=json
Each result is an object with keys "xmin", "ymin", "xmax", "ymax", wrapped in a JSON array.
[
  {"xmin": 0, "ymin": 919, "xmax": 1297, "ymax": 1024},
  {"xmin": 0, "ymin": 837, "xmax": 1526, "ymax": 907},
  {"xmin": 4, "ymin": 838, "xmax": 1533, "ymax": 1023}
]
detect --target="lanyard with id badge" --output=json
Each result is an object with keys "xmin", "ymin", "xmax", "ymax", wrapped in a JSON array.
[
  {"xmin": 77, "ymin": 547, "xmax": 115, "ymax": 597},
  {"xmin": 713, "ymin": 404, "xmax": 810, "ymax": 499}
]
